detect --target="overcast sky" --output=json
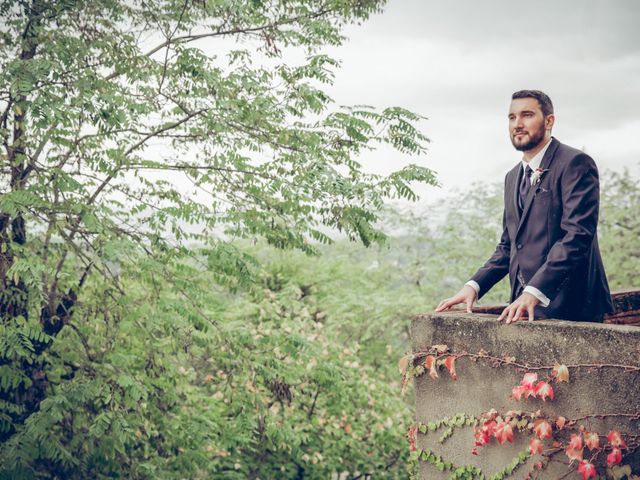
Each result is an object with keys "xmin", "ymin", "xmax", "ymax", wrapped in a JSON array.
[{"xmin": 321, "ymin": 0, "xmax": 640, "ymax": 200}]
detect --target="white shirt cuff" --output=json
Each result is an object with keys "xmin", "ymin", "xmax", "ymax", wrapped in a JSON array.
[
  {"xmin": 465, "ymin": 280, "xmax": 480, "ymax": 295},
  {"xmin": 523, "ymin": 286, "xmax": 550, "ymax": 307}
]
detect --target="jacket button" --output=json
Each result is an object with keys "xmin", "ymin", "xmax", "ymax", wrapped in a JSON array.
[{"xmin": 517, "ymin": 244, "xmax": 523, "ymax": 250}]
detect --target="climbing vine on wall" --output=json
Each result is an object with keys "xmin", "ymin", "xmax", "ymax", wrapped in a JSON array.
[{"xmin": 399, "ymin": 345, "xmax": 640, "ymax": 480}]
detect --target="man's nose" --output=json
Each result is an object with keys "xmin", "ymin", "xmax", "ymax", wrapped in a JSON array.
[{"xmin": 513, "ymin": 117, "xmax": 525, "ymax": 130}]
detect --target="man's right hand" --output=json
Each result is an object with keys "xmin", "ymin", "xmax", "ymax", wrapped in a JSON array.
[{"xmin": 435, "ymin": 285, "xmax": 478, "ymax": 314}]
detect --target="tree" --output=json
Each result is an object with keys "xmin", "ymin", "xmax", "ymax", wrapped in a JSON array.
[
  {"xmin": 599, "ymin": 168, "xmax": 640, "ymax": 290},
  {"xmin": 0, "ymin": 0, "xmax": 435, "ymax": 477}
]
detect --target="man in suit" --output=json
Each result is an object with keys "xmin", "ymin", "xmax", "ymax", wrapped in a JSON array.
[{"xmin": 436, "ymin": 90, "xmax": 614, "ymax": 323}]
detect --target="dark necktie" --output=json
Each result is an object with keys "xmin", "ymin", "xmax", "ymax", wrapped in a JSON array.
[{"xmin": 518, "ymin": 165, "xmax": 533, "ymax": 212}]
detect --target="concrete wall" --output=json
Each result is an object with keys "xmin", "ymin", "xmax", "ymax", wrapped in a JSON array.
[{"xmin": 411, "ymin": 313, "xmax": 640, "ymax": 479}]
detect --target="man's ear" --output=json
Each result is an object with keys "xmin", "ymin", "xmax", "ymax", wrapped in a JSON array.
[{"xmin": 545, "ymin": 114, "xmax": 555, "ymax": 131}]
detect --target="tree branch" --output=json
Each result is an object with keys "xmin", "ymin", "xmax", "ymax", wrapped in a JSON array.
[
  {"xmin": 307, "ymin": 387, "xmax": 320, "ymax": 420},
  {"xmin": 67, "ymin": 321, "xmax": 95, "ymax": 362},
  {"xmin": 134, "ymin": 7, "xmax": 334, "ymax": 69},
  {"xmin": 157, "ymin": 0, "xmax": 189, "ymax": 93},
  {"xmin": 86, "ymin": 107, "xmax": 207, "ymax": 206}
]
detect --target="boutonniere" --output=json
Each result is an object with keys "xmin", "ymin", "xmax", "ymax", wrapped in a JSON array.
[{"xmin": 531, "ymin": 167, "xmax": 548, "ymax": 186}]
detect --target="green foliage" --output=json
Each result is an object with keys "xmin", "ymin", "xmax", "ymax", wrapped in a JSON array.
[
  {"xmin": 487, "ymin": 450, "xmax": 530, "ymax": 480},
  {"xmin": 2, "ymin": 248, "xmax": 416, "ymax": 478},
  {"xmin": 599, "ymin": 168, "xmax": 640, "ymax": 290},
  {"xmin": 412, "ymin": 448, "xmax": 481, "ymax": 479},
  {"xmin": 257, "ymin": 183, "xmax": 512, "ymax": 372},
  {"xmin": 1, "ymin": 3, "xmax": 438, "ymax": 477},
  {"xmin": 1, "ymin": 0, "xmax": 435, "ymax": 266}
]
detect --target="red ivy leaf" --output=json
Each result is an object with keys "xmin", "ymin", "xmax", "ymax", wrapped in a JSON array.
[
  {"xmin": 607, "ymin": 431, "xmax": 627, "ymax": 448},
  {"xmin": 584, "ymin": 432, "xmax": 600, "ymax": 451},
  {"xmin": 521, "ymin": 373, "xmax": 538, "ymax": 389},
  {"xmin": 569, "ymin": 434, "xmax": 583, "ymax": 451},
  {"xmin": 577, "ymin": 460, "xmax": 596, "ymax": 480},
  {"xmin": 552, "ymin": 363, "xmax": 570, "ymax": 383},
  {"xmin": 529, "ymin": 437, "xmax": 544, "ymax": 455},
  {"xmin": 566, "ymin": 436, "xmax": 584, "ymax": 463},
  {"xmin": 607, "ymin": 447, "xmax": 622, "ymax": 466},
  {"xmin": 398, "ymin": 355, "xmax": 410, "ymax": 373},
  {"xmin": 424, "ymin": 355, "xmax": 434, "ymax": 369},
  {"xmin": 533, "ymin": 381, "xmax": 554, "ymax": 401},
  {"xmin": 510, "ymin": 385, "xmax": 529, "ymax": 401},
  {"xmin": 474, "ymin": 420, "xmax": 496, "ymax": 447},
  {"xmin": 494, "ymin": 421, "xmax": 514, "ymax": 445},
  {"xmin": 424, "ymin": 355, "xmax": 439, "ymax": 380},
  {"xmin": 444, "ymin": 356, "xmax": 457, "ymax": 380},
  {"xmin": 566, "ymin": 446, "xmax": 584, "ymax": 462},
  {"xmin": 555, "ymin": 416, "xmax": 566, "ymax": 430},
  {"xmin": 533, "ymin": 420, "xmax": 552, "ymax": 440}
]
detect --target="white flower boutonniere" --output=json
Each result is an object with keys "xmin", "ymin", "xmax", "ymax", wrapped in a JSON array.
[{"xmin": 531, "ymin": 167, "xmax": 549, "ymax": 186}]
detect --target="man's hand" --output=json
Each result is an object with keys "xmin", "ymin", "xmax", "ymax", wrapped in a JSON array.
[
  {"xmin": 435, "ymin": 285, "xmax": 477, "ymax": 314},
  {"xmin": 497, "ymin": 292, "xmax": 541, "ymax": 324}
]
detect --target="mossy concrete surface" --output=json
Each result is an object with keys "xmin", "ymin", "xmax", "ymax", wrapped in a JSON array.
[{"xmin": 411, "ymin": 313, "xmax": 640, "ymax": 479}]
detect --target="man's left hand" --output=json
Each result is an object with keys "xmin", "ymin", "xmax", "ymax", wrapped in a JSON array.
[{"xmin": 497, "ymin": 292, "xmax": 541, "ymax": 324}]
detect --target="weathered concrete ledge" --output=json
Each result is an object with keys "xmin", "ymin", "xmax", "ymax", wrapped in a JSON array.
[
  {"xmin": 472, "ymin": 289, "xmax": 640, "ymax": 325},
  {"xmin": 411, "ymin": 313, "xmax": 640, "ymax": 479}
]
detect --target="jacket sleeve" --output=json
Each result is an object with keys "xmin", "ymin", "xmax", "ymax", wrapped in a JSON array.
[
  {"xmin": 470, "ymin": 177, "xmax": 511, "ymax": 298},
  {"xmin": 528, "ymin": 153, "xmax": 599, "ymax": 299}
]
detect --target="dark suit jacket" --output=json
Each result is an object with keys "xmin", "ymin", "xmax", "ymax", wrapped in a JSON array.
[{"xmin": 471, "ymin": 137, "xmax": 614, "ymax": 321}]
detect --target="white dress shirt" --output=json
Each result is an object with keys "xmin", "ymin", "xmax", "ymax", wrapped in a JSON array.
[{"xmin": 465, "ymin": 138, "xmax": 553, "ymax": 307}]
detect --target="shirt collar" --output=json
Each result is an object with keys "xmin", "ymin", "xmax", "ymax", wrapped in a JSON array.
[{"xmin": 521, "ymin": 137, "xmax": 552, "ymax": 172}]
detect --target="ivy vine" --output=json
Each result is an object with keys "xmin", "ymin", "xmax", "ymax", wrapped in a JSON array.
[{"xmin": 400, "ymin": 344, "xmax": 640, "ymax": 480}]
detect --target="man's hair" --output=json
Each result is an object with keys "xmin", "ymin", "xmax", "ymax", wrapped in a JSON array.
[{"xmin": 512, "ymin": 90, "xmax": 554, "ymax": 117}]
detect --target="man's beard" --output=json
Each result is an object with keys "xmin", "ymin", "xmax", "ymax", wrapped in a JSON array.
[{"xmin": 511, "ymin": 124, "xmax": 546, "ymax": 151}]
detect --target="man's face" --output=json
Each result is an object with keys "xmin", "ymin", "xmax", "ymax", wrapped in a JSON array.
[{"xmin": 508, "ymin": 98, "xmax": 552, "ymax": 152}]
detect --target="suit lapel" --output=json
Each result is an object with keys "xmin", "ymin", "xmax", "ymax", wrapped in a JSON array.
[
  {"xmin": 511, "ymin": 164, "xmax": 522, "ymax": 221},
  {"xmin": 516, "ymin": 138, "xmax": 559, "ymax": 236}
]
